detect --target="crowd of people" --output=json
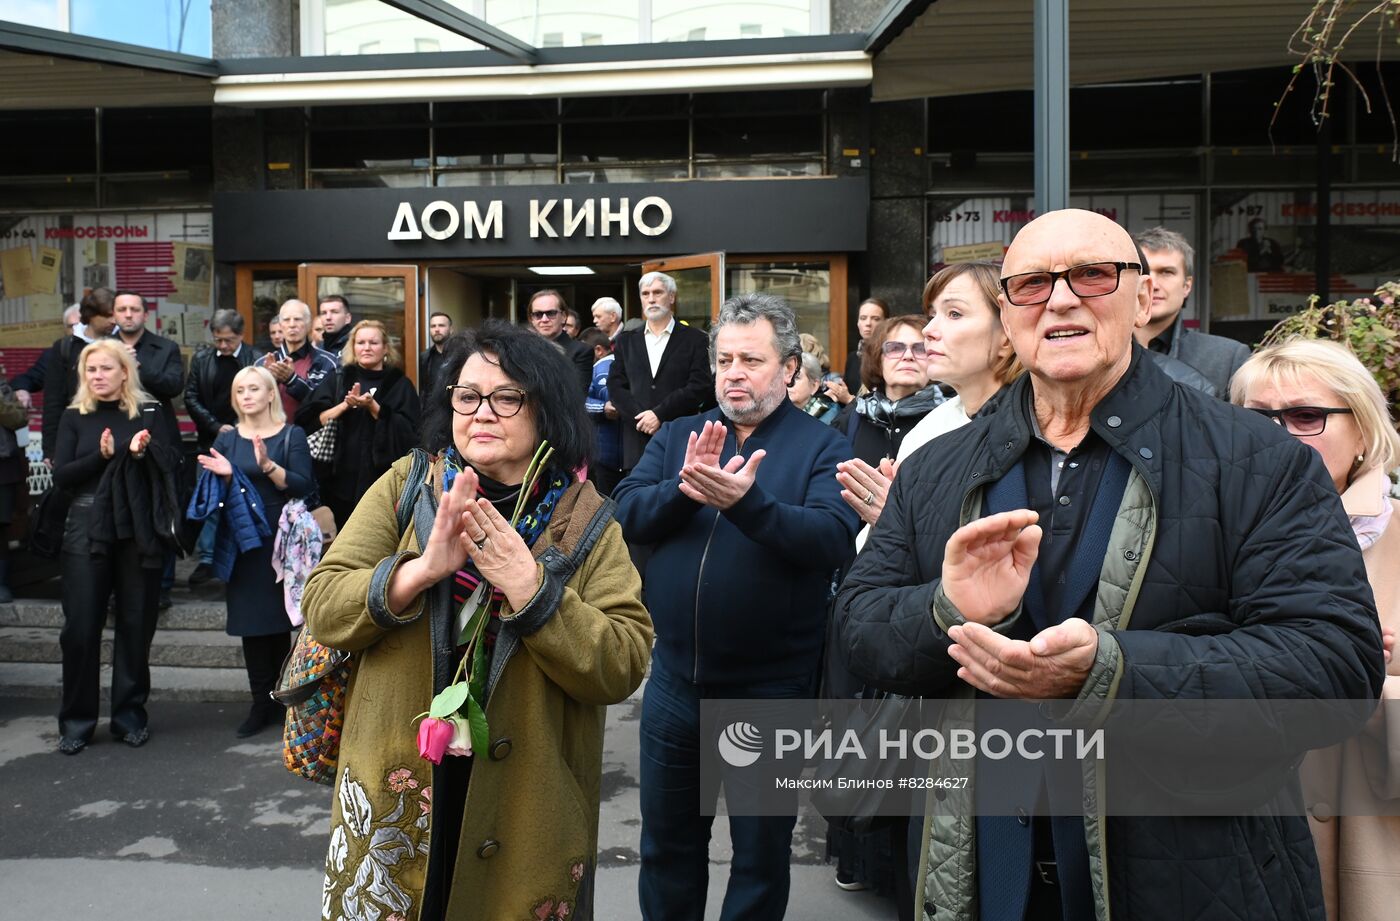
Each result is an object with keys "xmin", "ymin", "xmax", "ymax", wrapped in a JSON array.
[{"xmin": 0, "ymin": 210, "xmax": 1396, "ymax": 921}]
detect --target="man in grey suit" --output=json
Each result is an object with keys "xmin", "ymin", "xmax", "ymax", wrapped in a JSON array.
[{"xmin": 1134, "ymin": 227, "xmax": 1250, "ymax": 397}]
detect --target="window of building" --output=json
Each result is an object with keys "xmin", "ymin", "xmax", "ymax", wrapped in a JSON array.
[
  {"xmin": 305, "ymin": 0, "xmax": 829, "ymax": 54},
  {"xmin": 0, "ymin": 0, "xmax": 212, "ymax": 56}
]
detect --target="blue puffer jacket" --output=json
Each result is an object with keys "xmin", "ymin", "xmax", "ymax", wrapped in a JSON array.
[
  {"xmin": 186, "ymin": 463, "xmax": 271, "ymax": 582},
  {"xmin": 614, "ymin": 399, "xmax": 860, "ymax": 685}
]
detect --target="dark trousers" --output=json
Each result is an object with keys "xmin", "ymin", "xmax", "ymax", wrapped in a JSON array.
[
  {"xmin": 59, "ymin": 545, "xmax": 160, "ymax": 740},
  {"xmin": 241, "ymin": 631, "xmax": 292, "ymax": 706},
  {"xmin": 638, "ymin": 658, "xmax": 814, "ymax": 921}
]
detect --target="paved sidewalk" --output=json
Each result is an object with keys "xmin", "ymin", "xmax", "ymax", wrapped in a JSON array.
[{"xmin": 0, "ymin": 694, "xmax": 897, "ymax": 920}]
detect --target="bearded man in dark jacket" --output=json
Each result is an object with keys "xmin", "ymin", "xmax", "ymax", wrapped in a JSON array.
[{"xmin": 837, "ymin": 209, "xmax": 1385, "ymax": 921}]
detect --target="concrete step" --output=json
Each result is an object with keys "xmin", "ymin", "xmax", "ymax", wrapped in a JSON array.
[
  {"xmin": 0, "ymin": 625, "xmax": 244, "ymax": 669},
  {"xmin": 0, "ymin": 599, "xmax": 227, "ymax": 631},
  {"xmin": 0, "ymin": 661, "xmax": 251, "ymax": 703}
]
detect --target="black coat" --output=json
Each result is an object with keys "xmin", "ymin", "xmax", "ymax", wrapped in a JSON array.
[
  {"xmin": 551, "ymin": 330, "xmax": 593, "ymax": 395},
  {"xmin": 39, "ymin": 334, "xmax": 85, "ymax": 459},
  {"xmin": 89, "ymin": 441, "xmax": 183, "ymax": 569},
  {"xmin": 297, "ymin": 364, "xmax": 421, "ymax": 511},
  {"xmin": 836, "ymin": 347, "xmax": 1385, "ymax": 920},
  {"xmin": 126, "ymin": 330, "xmax": 186, "ymax": 450},
  {"xmin": 184, "ymin": 344, "xmax": 264, "ymax": 446},
  {"xmin": 606, "ymin": 321, "xmax": 715, "ymax": 470}
]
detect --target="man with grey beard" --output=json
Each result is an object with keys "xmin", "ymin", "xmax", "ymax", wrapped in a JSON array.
[
  {"xmin": 608, "ymin": 270, "xmax": 714, "ymax": 475},
  {"xmin": 614, "ymin": 293, "xmax": 860, "ymax": 921}
]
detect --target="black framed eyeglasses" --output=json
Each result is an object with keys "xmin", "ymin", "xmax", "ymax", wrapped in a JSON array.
[
  {"xmin": 1000, "ymin": 261, "xmax": 1143, "ymax": 306},
  {"xmin": 881, "ymin": 340, "xmax": 929, "ymax": 359},
  {"xmin": 446, "ymin": 386, "xmax": 528, "ymax": 417},
  {"xmin": 530, "ymin": 308, "xmax": 560, "ymax": 320},
  {"xmin": 1250, "ymin": 406, "xmax": 1353, "ymax": 436}
]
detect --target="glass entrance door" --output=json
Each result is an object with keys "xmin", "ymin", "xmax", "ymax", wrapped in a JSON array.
[
  {"xmin": 298, "ymin": 263, "xmax": 420, "ymax": 384},
  {"xmin": 640, "ymin": 251, "xmax": 725, "ymax": 331}
]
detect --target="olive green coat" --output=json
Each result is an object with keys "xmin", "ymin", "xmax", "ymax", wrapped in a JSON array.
[{"xmin": 303, "ymin": 454, "xmax": 652, "ymax": 921}]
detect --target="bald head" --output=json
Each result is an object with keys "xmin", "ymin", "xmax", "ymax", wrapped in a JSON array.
[
  {"xmin": 997, "ymin": 208, "xmax": 1151, "ymax": 392},
  {"xmin": 1003, "ymin": 209, "xmax": 1140, "ymax": 276}
]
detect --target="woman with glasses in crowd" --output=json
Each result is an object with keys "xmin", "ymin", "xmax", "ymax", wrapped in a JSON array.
[
  {"xmin": 196, "ymin": 365, "xmax": 315, "ymax": 737},
  {"xmin": 1233, "ymin": 338, "xmax": 1399, "ymax": 921},
  {"xmin": 303, "ymin": 321, "xmax": 651, "ymax": 921},
  {"xmin": 298, "ymin": 318, "xmax": 421, "ymax": 531},
  {"xmin": 51, "ymin": 340, "xmax": 171, "ymax": 754},
  {"xmin": 833, "ymin": 315, "xmax": 945, "ymax": 526}
]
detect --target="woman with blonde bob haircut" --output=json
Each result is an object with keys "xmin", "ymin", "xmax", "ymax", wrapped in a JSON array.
[
  {"xmin": 51, "ymin": 338, "xmax": 167, "ymax": 754},
  {"xmin": 1233, "ymin": 337, "xmax": 1399, "ymax": 921},
  {"xmin": 299, "ymin": 317, "xmax": 421, "ymax": 530},
  {"xmin": 71, "ymin": 338, "xmax": 152, "ymax": 417},
  {"xmin": 197, "ymin": 363, "xmax": 314, "ymax": 736}
]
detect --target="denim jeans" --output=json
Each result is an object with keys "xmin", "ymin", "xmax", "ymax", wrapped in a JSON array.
[
  {"xmin": 195, "ymin": 512, "xmax": 219, "ymax": 566},
  {"xmin": 638, "ymin": 655, "xmax": 817, "ymax": 921}
]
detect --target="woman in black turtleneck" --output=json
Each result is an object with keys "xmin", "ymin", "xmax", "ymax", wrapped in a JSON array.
[
  {"xmin": 298, "ymin": 319, "xmax": 421, "ymax": 531},
  {"xmin": 51, "ymin": 339, "xmax": 165, "ymax": 755}
]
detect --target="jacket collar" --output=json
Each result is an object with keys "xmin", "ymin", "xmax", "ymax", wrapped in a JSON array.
[
  {"xmin": 983, "ymin": 345, "xmax": 1169, "ymax": 490},
  {"xmin": 1342, "ymin": 466, "xmax": 1391, "ymax": 518}
]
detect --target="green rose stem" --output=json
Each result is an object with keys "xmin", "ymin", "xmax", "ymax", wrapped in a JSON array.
[{"xmin": 417, "ymin": 442, "xmax": 556, "ymax": 750}]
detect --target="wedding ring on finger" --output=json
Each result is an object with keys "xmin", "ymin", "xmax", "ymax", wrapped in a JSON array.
[
  {"xmin": 864, "ymin": 491, "xmax": 875, "ymax": 506},
  {"xmin": 473, "ymin": 536, "xmax": 488, "ymax": 550}
]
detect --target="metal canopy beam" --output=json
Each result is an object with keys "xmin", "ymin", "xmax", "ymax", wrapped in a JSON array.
[
  {"xmin": 379, "ymin": 0, "xmax": 537, "ymax": 63},
  {"xmin": 0, "ymin": 20, "xmax": 217, "ymax": 77},
  {"xmin": 865, "ymin": 0, "xmax": 934, "ymax": 55},
  {"xmin": 1032, "ymin": 0, "xmax": 1068, "ymax": 215}
]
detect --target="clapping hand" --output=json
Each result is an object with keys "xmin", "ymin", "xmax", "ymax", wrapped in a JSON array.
[
  {"xmin": 99, "ymin": 427, "xmax": 115, "ymax": 459},
  {"xmin": 196, "ymin": 447, "xmax": 234, "ymax": 477},
  {"xmin": 678, "ymin": 419, "xmax": 765, "ymax": 510},
  {"xmin": 418, "ymin": 467, "xmax": 538, "ymax": 609},
  {"xmin": 837, "ymin": 456, "xmax": 896, "ymax": 525},
  {"xmin": 343, "ymin": 382, "xmax": 366, "ymax": 409},
  {"xmin": 251, "ymin": 435, "xmax": 272, "ymax": 473},
  {"xmin": 941, "ymin": 509, "xmax": 1041, "ymax": 627},
  {"xmin": 946, "ymin": 619, "xmax": 1098, "ymax": 699},
  {"xmin": 128, "ymin": 429, "xmax": 151, "ymax": 457},
  {"xmin": 264, "ymin": 354, "xmax": 293, "ymax": 382},
  {"xmin": 1384, "ymin": 625, "xmax": 1395, "ymax": 665}
]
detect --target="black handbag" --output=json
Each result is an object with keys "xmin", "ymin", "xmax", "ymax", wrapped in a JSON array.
[{"xmin": 26, "ymin": 486, "xmax": 71, "ymax": 560}]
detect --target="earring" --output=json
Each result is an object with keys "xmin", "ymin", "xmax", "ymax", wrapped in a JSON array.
[{"xmin": 1355, "ymin": 454, "xmax": 1366, "ymax": 466}]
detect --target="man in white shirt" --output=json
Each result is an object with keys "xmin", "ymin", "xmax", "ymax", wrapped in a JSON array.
[{"xmin": 607, "ymin": 272, "xmax": 715, "ymax": 474}]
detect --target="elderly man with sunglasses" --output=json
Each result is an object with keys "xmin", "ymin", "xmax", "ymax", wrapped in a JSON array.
[{"xmin": 837, "ymin": 208, "xmax": 1385, "ymax": 921}]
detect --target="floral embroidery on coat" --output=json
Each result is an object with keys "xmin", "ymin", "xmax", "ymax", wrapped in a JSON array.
[
  {"xmin": 321, "ymin": 765, "xmax": 432, "ymax": 921},
  {"xmin": 526, "ymin": 858, "xmax": 594, "ymax": 921}
]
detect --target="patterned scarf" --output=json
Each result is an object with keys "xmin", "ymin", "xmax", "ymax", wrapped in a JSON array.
[
  {"xmin": 854, "ymin": 383, "xmax": 947, "ymax": 432},
  {"xmin": 442, "ymin": 446, "xmax": 570, "ymax": 641}
]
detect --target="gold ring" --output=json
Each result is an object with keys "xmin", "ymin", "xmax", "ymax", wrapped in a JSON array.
[{"xmin": 864, "ymin": 491, "xmax": 875, "ymax": 506}]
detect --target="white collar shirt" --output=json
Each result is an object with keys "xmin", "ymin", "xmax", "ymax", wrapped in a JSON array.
[{"xmin": 644, "ymin": 316, "xmax": 676, "ymax": 377}]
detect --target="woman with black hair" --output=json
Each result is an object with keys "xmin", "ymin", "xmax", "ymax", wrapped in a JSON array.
[{"xmin": 303, "ymin": 320, "xmax": 652, "ymax": 921}]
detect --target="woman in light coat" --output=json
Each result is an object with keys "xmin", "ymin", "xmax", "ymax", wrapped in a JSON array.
[{"xmin": 1234, "ymin": 338, "xmax": 1400, "ymax": 921}]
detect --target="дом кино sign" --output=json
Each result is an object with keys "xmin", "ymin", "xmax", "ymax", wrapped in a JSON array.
[
  {"xmin": 212, "ymin": 180, "xmax": 868, "ymax": 262},
  {"xmin": 387, "ymin": 196, "xmax": 674, "ymax": 241}
]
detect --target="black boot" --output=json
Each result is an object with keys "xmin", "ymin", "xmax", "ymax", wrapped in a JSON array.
[{"xmin": 235, "ymin": 699, "xmax": 272, "ymax": 738}]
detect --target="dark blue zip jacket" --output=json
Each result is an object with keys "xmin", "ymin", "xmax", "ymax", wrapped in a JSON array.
[
  {"xmin": 614, "ymin": 399, "xmax": 860, "ymax": 685},
  {"xmin": 186, "ymin": 462, "xmax": 271, "ymax": 582}
]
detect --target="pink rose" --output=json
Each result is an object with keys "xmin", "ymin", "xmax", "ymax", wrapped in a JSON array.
[{"xmin": 417, "ymin": 717, "xmax": 454, "ymax": 765}]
